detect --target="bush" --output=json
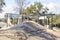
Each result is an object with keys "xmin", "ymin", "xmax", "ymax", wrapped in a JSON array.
[
  {"xmin": 52, "ymin": 23, "xmax": 60, "ymax": 28},
  {"xmin": 56, "ymin": 23, "xmax": 60, "ymax": 28}
]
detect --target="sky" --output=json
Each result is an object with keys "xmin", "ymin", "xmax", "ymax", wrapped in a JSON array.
[{"xmin": 3, "ymin": 0, "xmax": 60, "ymax": 14}]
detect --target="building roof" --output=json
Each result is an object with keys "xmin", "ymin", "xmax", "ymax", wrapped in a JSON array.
[
  {"xmin": 39, "ymin": 13, "xmax": 55, "ymax": 16},
  {"xmin": 6, "ymin": 13, "xmax": 22, "ymax": 19},
  {"xmin": 39, "ymin": 13, "xmax": 55, "ymax": 20}
]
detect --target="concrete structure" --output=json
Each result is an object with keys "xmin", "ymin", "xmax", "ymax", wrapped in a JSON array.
[
  {"xmin": 6, "ymin": 13, "xmax": 22, "ymax": 24},
  {"xmin": 38, "ymin": 13, "xmax": 55, "ymax": 28}
]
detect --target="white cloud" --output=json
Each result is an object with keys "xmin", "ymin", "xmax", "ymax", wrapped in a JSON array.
[
  {"xmin": 3, "ymin": 4, "xmax": 19, "ymax": 13},
  {"xmin": 47, "ymin": 3, "xmax": 55, "ymax": 10},
  {"xmin": 3, "ymin": 5, "xmax": 14, "ymax": 13},
  {"xmin": 2, "ymin": 2, "xmax": 60, "ymax": 14},
  {"xmin": 43, "ymin": 2, "xmax": 60, "ymax": 14}
]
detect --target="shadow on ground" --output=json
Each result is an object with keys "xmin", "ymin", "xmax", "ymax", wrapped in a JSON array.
[{"xmin": 21, "ymin": 22, "xmax": 59, "ymax": 40}]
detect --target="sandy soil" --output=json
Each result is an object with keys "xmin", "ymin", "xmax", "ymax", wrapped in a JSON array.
[{"xmin": 0, "ymin": 21, "xmax": 60, "ymax": 40}]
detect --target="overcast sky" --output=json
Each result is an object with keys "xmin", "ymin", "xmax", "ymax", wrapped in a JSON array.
[{"xmin": 3, "ymin": 0, "xmax": 60, "ymax": 14}]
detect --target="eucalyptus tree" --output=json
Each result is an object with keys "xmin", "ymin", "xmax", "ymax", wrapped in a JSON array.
[{"xmin": 22, "ymin": 2, "xmax": 43, "ymax": 21}]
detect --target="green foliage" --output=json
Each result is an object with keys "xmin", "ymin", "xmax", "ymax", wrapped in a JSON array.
[
  {"xmin": 11, "ymin": 18, "xmax": 18, "ymax": 24},
  {"xmin": 22, "ymin": 2, "xmax": 43, "ymax": 16},
  {"xmin": 50, "ymin": 14, "xmax": 60, "ymax": 27},
  {"xmin": 34, "ymin": 2, "xmax": 43, "ymax": 10},
  {"xmin": 51, "ymin": 15, "xmax": 60, "ymax": 24},
  {"xmin": 21, "ymin": 2, "xmax": 43, "ymax": 21}
]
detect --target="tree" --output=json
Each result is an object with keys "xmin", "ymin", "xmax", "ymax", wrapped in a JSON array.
[
  {"xmin": 16, "ymin": 0, "xmax": 43, "ymax": 22},
  {"xmin": 23, "ymin": 2, "xmax": 43, "ymax": 15},
  {"xmin": 15, "ymin": 0, "xmax": 30, "ymax": 23},
  {"xmin": 0, "ymin": 0, "xmax": 5, "ymax": 12},
  {"xmin": 50, "ymin": 14, "xmax": 60, "ymax": 27},
  {"xmin": 22, "ymin": 2, "xmax": 43, "ymax": 21},
  {"xmin": 16, "ymin": 0, "xmax": 25, "ymax": 23},
  {"xmin": 32, "ymin": 2, "xmax": 43, "ymax": 16}
]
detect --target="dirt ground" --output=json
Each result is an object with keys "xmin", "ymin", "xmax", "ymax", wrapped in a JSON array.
[
  {"xmin": 0, "ymin": 21, "xmax": 60, "ymax": 40},
  {"xmin": 0, "ymin": 28, "xmax": 60, "ymax": 40}
]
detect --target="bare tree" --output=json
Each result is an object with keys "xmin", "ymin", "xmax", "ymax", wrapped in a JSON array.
[
  {"xmin": 0, "ymin": 0, "xmax": 5, "ymax": 12},
  {"xmin": 15, "ymin": 0, "xmax": 30, "ymax": 23}
]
